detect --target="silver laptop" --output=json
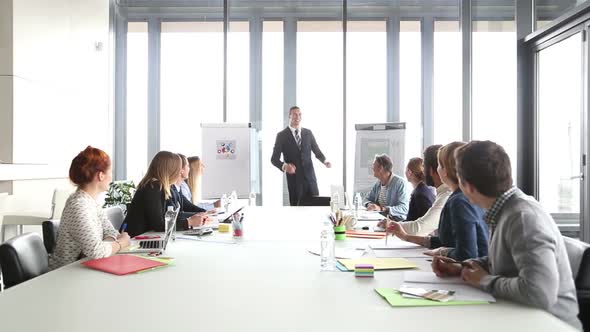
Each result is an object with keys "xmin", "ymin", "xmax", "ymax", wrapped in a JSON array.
[{"xmin": 119, "ymin": 204, "xmax": 180, "ymax": 254}]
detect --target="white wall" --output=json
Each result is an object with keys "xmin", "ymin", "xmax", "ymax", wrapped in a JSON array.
[{"xmin": 0, "ymin": 0, "xmax": 113, "ymax": 213}]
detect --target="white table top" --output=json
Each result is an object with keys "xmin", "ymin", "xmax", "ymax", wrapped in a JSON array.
[{"xmin": 0, "ymin": 207, "xmax": 577, "ymax": 332}]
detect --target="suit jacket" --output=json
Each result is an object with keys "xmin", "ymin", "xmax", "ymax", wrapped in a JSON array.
[
  {"xmin": 271, "ymin": 127, "xmax": 326, "ymax": 205},
  {"xmin": 405, "ymin": 182, "xmax": 436, "ymax": 221},
  {"xmin": 170, "ymin": 185, "xmax": 206, "ymax": 225}
]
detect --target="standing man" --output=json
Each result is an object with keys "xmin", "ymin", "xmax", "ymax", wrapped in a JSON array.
[{"xmin": 271, "ymin": 106, "xmax": 331, "ymax": 206}]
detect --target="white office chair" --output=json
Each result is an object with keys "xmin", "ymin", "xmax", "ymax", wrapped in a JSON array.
[
  {"xmin": 105, "ymin": 205, "xmax": 125, "ymax": 231},
  {"xmin": 1, "ymin": 188, "xmax": 73, "ymax": 242}
]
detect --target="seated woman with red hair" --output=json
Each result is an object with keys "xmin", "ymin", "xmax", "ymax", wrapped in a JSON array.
[{"xmin": 49, "ymin": 146, "xmax": 131, "ymax": 270}]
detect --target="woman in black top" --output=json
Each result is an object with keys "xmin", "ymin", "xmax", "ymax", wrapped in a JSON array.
[
  {"xmin": 124, "ymin": 151, "xmax": 209, "ymax": 237},
  {"xmin": 404, "ymin": 157, "xmax": 436, "ymax": 221}
]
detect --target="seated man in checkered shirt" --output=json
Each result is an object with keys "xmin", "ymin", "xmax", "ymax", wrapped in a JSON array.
[{"xmin": 431, "ymin": 140, "xmax": 581, "ymax": 330}]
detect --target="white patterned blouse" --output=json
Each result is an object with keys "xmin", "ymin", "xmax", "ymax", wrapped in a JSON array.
[{"xmin": 49, "ymin": 189, "xmax": 119, "ymax": 270}]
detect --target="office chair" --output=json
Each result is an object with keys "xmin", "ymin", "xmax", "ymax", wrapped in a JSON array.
[
  {"xmin": 298, "ymin": 196, "xmax": 331, "ymax": 206},
  {"xmin": 0, "ymin": 233, "xmax": 48, "ymax": 289},
  {"xmin": 42, "ymin": 219, "xmax": 61, "ymax": 254},
  {"xmin": 105, "ymin": 205, "xmax": 125, "ymax": 231}
]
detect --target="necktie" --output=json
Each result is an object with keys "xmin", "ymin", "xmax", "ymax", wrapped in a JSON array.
[{"xmin": 295, "ymin": 129, "xmax": 301, "ymax": 149}]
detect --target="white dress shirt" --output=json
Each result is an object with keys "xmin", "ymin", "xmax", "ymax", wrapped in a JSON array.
[{"xmin": 400, "ymin": 183, "xmax": 452, "ymax": 236}]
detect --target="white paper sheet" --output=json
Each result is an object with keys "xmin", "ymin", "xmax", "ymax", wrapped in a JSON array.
[
  {"xmin": 374, "ymin": 248, "xmax": 428, "ymax": 258},
  {"xmin": 400, "ymin": 282, "xmax": 496, "ymax": 302},
  {"xmin": 403, "ymin": 271, "xmax": 464, "ymax": 285}
]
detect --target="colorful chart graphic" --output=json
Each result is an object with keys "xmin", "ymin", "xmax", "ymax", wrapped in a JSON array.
[{"xmin": 216, "ymin": 140, "xmax": 237, "ymax": 160}]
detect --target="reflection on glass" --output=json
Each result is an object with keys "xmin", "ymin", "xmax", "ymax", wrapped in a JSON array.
[
  {"xmin": 538, "ymin": 33, "xmax": 582, "ymax": 215},
  {"xmin": 262, "ymin": 21, "xmax": 284, "ymax": 206},
  {"xmin": 227, "ymin": 21, "xmax": 250, "ymax": 122},
  {"xmin": 472, "ymin": 20, "xmax": 517, "ymax": 182},
  {"xmin": 126, "ymin": 22, "xmax": 148, "ymax": 183},
  {"xmin": 400, "ymin": 21, "xmax": 422, "ymax": 161},
  {"xmin": 297, "ymin": 21, "xmax": 343, "ymax": 196},
  {"xmin": 160, "ymin": 22, "xmax": 224, "ymax": 156},
  {"xmin": 433, "ymin": 21, "xmax": 462, "ymax": 146},
  {"xmin": 346, "ymin": 21, "xmax": 386, "ymax": 193}
]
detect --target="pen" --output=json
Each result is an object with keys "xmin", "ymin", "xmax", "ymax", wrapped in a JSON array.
[
  {"xmin": 427, "ymin": 258, "xmax": 471, "ymax": 267},
  {"xmin": 120, "ymin": 223, "xmax": 127, "ymax": 232}
]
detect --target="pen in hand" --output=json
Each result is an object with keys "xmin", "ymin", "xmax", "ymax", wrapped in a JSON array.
[{"xmin": 120, "ymin": 223, "xmax": 128, "ymax": 233}]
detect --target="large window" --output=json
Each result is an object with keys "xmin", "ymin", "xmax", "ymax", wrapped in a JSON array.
[
  {"xmin": 346, "ymin": 20, "xmax": 386, "ymax": 196},
  {"xmin": 536, "ymin": 0, "xmax": 589, "ymax": 29},
  {"xmin": 227, "ymin": 21, "xmax": 250, "ymax": 122},
  {"xmin": 297, "ymin": 21, "xmax": 343, "ymax": 196},
  {"xmin": 433, "ymin": 21, "xmax": 462, "ymax": 146},
  {"xmin": 538, "ymin": 33, "xmax": 583, "ymax": 217},
  {"xmin": 126, "ymin": 22, "xmax": 148, "ymax": 183},
  {"xmin": 261, "ymin": 21, "xmax": 284, "ymax": 206},
  {"xmin": 160, "ymin": 22, "xmax": 224, "ymax": 156},
  {"xmin": 400, "ymin": 21, "xmax": 422, "ymax": 161},
  {"xmin": 472, "ymin": 20, "xmax": 517, "ymax": 181}
]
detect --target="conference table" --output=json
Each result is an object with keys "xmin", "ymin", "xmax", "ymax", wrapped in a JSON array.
[{"xmin": 0, "ymin": 207, "xmax": 578, "ymax": 332}]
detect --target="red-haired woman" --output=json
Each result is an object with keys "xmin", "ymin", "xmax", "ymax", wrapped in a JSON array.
[{"xmin": 49, "ymin": 146, "xmax": 131, "ymax": 269}]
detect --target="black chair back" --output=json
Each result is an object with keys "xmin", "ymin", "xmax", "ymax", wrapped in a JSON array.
[
  {"xmin": 42, "ymin": 219, "xmax": 60, "ymax": 254},
  {"xmin": 299, "ymin": 196, "xmax": 330, "ymax": 206},
  {"xmin": 0, "ymin": 233, "xmax": 48, "ymax": 289}
]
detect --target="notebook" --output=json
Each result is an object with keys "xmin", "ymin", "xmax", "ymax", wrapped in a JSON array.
[{"xmin": 82, "ymin": 254, "xmax": 167, "ymax": 275}]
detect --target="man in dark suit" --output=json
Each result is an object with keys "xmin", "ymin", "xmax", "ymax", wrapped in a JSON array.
[{"xmin": 271, "ymin": 106, "xmax": 331, "ymax": 206}]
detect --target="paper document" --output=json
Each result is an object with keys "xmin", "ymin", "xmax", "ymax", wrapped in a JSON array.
[
  {"xmin": 400, "ymin": 282, "xmax": 496, "ymax": 302},
  {"xmin": 403, "ymin": 271, "xmax": 464, "ymax": 284},
  {"xmin": 370, "ymin": 242, "xmax": 422, "ymax": 250},
  {"xmin": 373, "ymin": 248, "xmax": 427, "ymax": 258},
  {"xmin": 375, "ymin": 288, "xmax": 490, "ymax": 307},
  {"xmin": 307, "ymin": 247, "xmax": 365, "ymax": 259},
  {"xmin": 337, "ymin": 258, "xmax": 417, "ymax": 271}
]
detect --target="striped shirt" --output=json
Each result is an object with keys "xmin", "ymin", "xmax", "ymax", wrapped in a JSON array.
[{"xmin": 49, "ymin": 189, "xmax": 119, "ymax": 270}]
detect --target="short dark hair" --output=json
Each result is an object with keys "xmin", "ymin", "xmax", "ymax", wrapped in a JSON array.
[
  {"xmin": 289, "ymin": 106, "xmax": 300, "ymax": 115},
  {"xmin": 423, "ymin": 145, "xmax": 442, "ymax": 173},
  {"xmin": 455, "ymin": 140, "xmax": 513, "ymax": 197},
  {"xmin": 374, "ymin": 154, "xmax": 393, "ymax": 173}
]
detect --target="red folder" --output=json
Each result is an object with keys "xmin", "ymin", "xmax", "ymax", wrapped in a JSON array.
[{"xmin": 82, "ymin": 254, "xmax": 166, "ymax": 275}]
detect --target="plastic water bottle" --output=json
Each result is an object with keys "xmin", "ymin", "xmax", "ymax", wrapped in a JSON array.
[
  {"xmin": 330, "ymin": 191, "xmax": 340, "ymax": 213},
  {"xmin": 320, "ymin": 219, "xmax": 336, "ymax": 271},
  {"xmin": 165, "ymin": 206, "xmax": 176, "ymax": 241},
  {"xmin": 249, "ymin": 192, "xmax": 256, "ymax": 206},
  {"xmin": 354, "ymin": 193, "xmax": 362, "ymax": 217},
  {"xmin": 230, "ymin": 190, "xmax": 238, "ymax": 210}
]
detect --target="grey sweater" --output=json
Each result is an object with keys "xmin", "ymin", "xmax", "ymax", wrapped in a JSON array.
[{"xmin": 477, "ymin": 190, "xmax": 582, "ymax": 330}]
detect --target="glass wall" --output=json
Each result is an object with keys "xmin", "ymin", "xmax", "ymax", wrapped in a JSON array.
[
  {"xmin": 227, "ymin": 21, "xmax": 250, "ymax": 122},
  {"xmin": 471, "ymin": 7, "xmax": 517, "ymax": 180},
  {"xmin": 399, "ymin": 21, "xmax": 422, "ymax": 161},
  {"xmin": 297, "ymin": 21, "xmax": 344, "ymax": 196},
  {"xmin": 433, "ymin": 20, "xmax": 462, "ymax": 146},
  {"xmin": 345, "ymin": 20, "xmax": 387, "ymax": 197},
  {"xmin": 159, "ymin": 21, "xmax": 224, "ymax": 157},
  {"xmin": 126, "ymin": 22, "xmax": 148, "ymax": 183},
  {"xmin": 537, "ymin": 33, "xmax": 583, "ymax": 217},
  {"xmin": 261, "ymin": 21, "xmax": 284, "ymax": 207}
]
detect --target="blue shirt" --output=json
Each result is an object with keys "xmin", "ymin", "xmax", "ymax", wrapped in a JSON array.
[
  {"xmin": 430, "ymin": 189, "xmax": 489, "ymax": 261},
  {"xmin": 365, "ymin": 173, "xmax": 410, "ymax": 219}
]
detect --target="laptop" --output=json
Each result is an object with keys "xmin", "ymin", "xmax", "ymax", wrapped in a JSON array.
[{"xmin": 119, "ymin": 205, "xmax": 180, "ymax": 254}]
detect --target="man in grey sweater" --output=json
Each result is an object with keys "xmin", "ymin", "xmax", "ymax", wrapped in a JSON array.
[{"xmin": 431, "ymin": 140, "xmax": 582, "ymax": 330}]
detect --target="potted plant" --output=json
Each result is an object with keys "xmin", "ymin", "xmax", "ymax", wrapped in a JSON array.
[{"xmin": 103, "ymin": 180, "xmax": 136, "ymax": 213}]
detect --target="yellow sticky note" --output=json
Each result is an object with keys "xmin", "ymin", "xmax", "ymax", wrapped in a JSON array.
[{"xmin": 218, "ymin": 224, "xmax": 231, "ymax": 233}]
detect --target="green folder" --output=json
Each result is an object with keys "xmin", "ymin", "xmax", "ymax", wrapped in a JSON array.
[{"xmin": 375, "ymin": 288, "xmax": 490, "ymax": 307}]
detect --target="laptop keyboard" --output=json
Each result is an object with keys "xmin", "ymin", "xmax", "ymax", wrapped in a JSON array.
[{"xmin": 139, "ymin": 240, "xmax": 161, "ymax": 249}]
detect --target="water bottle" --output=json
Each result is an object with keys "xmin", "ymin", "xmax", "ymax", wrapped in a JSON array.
[
  {"xmin": 354, "ymin": 193, "xmax": 362, "ymax": 217},
  {"xmin": 249, "ymin": 192, "xmax": 256, "ymax": 206},
  {"xmin": 230, "ymin": 190, "xmax": 238, "ymax": 210},
  {"xmin": 330, "ymin": 191, "xmax": 340, "ymax": 213},
  {"xmin": 320, "ymin": 219, "xmax": 336, "ymax": 271},
  {"xmin": 164, "ymin": 206, "xmax": 176, "ymax": 241}
]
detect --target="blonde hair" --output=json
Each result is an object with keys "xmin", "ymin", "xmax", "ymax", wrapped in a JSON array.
[
  {"xmin": 138, "ymin": 151, "xmax": 181, "ymax": 200},
  {"xmin": 437, "ymin": 141, "xmax": 466, "ymax": 185},
  {"xmin": 187, "ymin": 156, "xmax": 203, "ymax": 204}
]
